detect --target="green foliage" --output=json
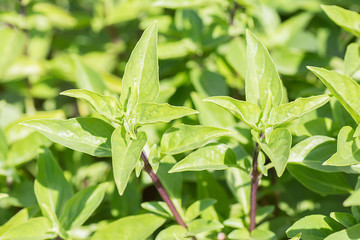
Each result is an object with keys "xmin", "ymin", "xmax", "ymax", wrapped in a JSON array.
[{"xmin": 1, "ymin": 0, "xmax": 360, "ymax": 239}]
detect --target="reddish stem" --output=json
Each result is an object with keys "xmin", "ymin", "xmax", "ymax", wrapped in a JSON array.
[{"xmin": 141, "ymin": 151, "xmax": 187, "ymax": 228}]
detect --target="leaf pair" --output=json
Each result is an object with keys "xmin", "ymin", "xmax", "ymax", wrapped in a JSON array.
[
  {"xmin": 34, "ymin": 148, "xmax": 107, "ymax": 238},
  {"xmin": 204, "ymin": 30, "xmax": 329, "ymax": 176}
]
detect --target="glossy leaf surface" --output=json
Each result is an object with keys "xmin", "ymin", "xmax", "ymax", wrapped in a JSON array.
[
  {"xmin": 169, "ymin": 144, "xmax": 237, "ymax": 172},
  {"xmin": 246, "ymin": 30, "xmax": 285, "ymax": 110},
  {"xmin": 91, "ymin": 214, "xmax": 165, "ymax": 240},
  {"xmin": 161, "ymin": 124, "xmax": 233, "ymax": 154},
  {"xmin": 134, "ymin": 103, "xmax": 198, "ymax": 125},
  {"xmin": 111, "ymin": 127, "xmax": 147, "ymax": 195},
  {"xmin": 120, "ymin": 22, "xmax": 159, "ymax": 107},
  {"xmin": 267, "ymin": 95, "xmax": 330, "ymax": 126},
  {"xmin": 21, "ymin": 118, "xmax": 114, "ymax": 157},
  {"xmin": 204, "ymin": 96, "xmax": 261, "ymax": 129},
  {"xmin": 308, "ymin": 67, "xmax": 360, "ymax": 123},
  {"xmin": 61, "ymin": 89, "xmax": 123, "ymax": 121}
]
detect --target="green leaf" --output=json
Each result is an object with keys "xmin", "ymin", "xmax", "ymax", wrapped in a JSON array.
[
  {"xmin": 141, "ymin": 201, "xmax": 172, "ymax": 218},
  {"xmin": 0, "ymin": 129, "xmax": 7, "ymax": 163},
  {"xmin": 246, "ymin": 30, "xmax": 285, "ymax": 110},
  {"xmin": 256, "ymin": 128, "xmax": 291, "ymax": 176},
  {"xmin": 289, "ymin": 233, "xmax": 302, "ymax": 240},
  {"xmin": 330, "ymin": 212, "xmax": 357, "ymax": 228},
  {"xmin": 0, "ymin": 193, "xmax": 8, "ymax": 200},
  {"xmin": 308, "ymin": 67, "xmax": 360, "ymax": 123},
  {"xmin": 7, "ymin": 132, "xmax": 51, "ymax": 167},
  {"xmin": 324, "ymin": 126, "xmax": 360, "ymax": 166},
  {"xmin": 251, "ymin": 229, "xmax": 277, "ymax": 240},
  {"xmin": 134, "ymin": 103, "xmax": 198, "ymax": 125},
  {"xmin": 184, "ymin": 198, "xmax": 217, "ymax": 222},
  {"xmin": 226, "ymin": 168, "xmax": 251, "ymax": 214},
  {"xmin": 71, "ymin": 55, "xmax": 106, "ymax": 94},
  {"xmin": 91, "ymin": 214, "xmax": 165, "ymax": 240},
  {"xmin": 267, "ymin": 94, "xmax": 330, "ymax": 127},
  {"xmin": 187, "ymin": 219, "xmax": 223, "ymax": 235},
  {"xmin": 344, "ymin": 43, "xmax": 360, "ymax": 77},
  {"xmin": 120, "ymin": 22, "xmax": 159, "ymax": 108},
  {"xmin": 111, "ymin": 127, "xmax": 147, "ymax": 195},
  {"xmin": 324, "ymin": 223, "xmax": 360, "ymax": 240},
  {"xmin": 34, "ymin": 148, "xmax": 73, "ymax": 221},
  {"xmin": 155, "ymin": 225, "xmax": 187, "ymax": 240},
  {"xmin": 169, "ymin": 144, "xmax": 237, "ymax": 172},
  {"xmin": 0, "ymin": 217, "xmax": 53, "ymax": 240},
  {"xmin": 0, "ymin": 209, "xmax": 31, "ymax": 236},
  {"xmin": 160, "ymin": 124, "xmax": 234, "ymax": 154},
  {"xmin": 153, "ymin": 0, "xmax": 211, "ymax": 9},
  {"xmin": 204, "ymin": 96, "xmax": 261, "ymax": 129},
  {"xmin": 322, "ymin": 5, "xmax": 360, "ymax": 38},
  {"xmin": 286, "ymin": 214, "xmax": 344, "ymax": 240},
  {"xmin": 344, "ymin": 189, "xmax": 360, "ymax": 207},
  {"xmin": 60, "ymin": 183, "xmax": 107, "ymax": 230},
  {"xmin": 287, "ymin": 165, "xmax": 352, "ymax": 195},
  {"xmin": 289, "ymin": 136, "xmax": 335, "ymax": 164},
  {"xmin": 61, "ymin": 89, "xmax": 123, "ymax": 121},
  {"xmin": 0, "ymin": 28, "xmax": 26, "ymax": 78},
  {"xmin": 21, "ymin": 117, "xmax": 114, "ymax": 157}
]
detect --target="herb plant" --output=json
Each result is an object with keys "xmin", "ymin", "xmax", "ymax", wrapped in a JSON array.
[{"xmin": 1, "ymin": 1, "xmax": 360, "ymax": 240}]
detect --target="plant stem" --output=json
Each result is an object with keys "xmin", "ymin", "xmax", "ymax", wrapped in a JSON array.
[
  {"xmin": 141, "ymin": 151, "xmax": 188, "ymax": 228},
  {"xmin": 249, "ymin": 134, "xmax": 264, "ymax": 232}
]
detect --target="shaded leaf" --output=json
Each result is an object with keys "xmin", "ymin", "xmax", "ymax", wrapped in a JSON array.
[
  {"xmin": 60, "ymin": 183, "xmax": 107, "ymax": 230},
  {"xmin": 184, "ymin": 199, "xmax": 217, "ymax": 222},
  {"xmin": 344, "ymin": 189, "xmax": 360, "ymax": 207},
  {"xmin": 325, "ymin": 223, "xmax": 360, "ymax": 240},
  {"xmin": 187, "ymin": 219, "xmax": 223, "ymax": 235}
]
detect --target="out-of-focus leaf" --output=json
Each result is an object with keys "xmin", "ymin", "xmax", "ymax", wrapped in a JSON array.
[
  {"xmin": 134, "ymin": 103, "xmax": 198, "ymax": 125},
  {"xmin": 286, "ymin": 215, "xmax": 344, "ymax": 240},
  {"xmin": 204, "ymin": 96, "xmax": 261, "ymax": 129},
  {"xmin": 256, "ymin": 128, "xmax": 291, "ymax": 176},
  {"xmin": 325, "ymin": 223, "xmax": 360, "ymax": 240},
  {"xmin": 267, "ymin": 95, "xmax": 330, "ymax": 127},
  {"xmin": 324, "ymin": 126, "xmax": 360, "ymax": 166},
  {"xmin": 71, "ymin": 55, "xmax": 107, "ymax": 94},
  {"xmin": 61, "ymin": 89, "xmax": 123, "ymax": 121},
  {"xmin": 0, "ymin": 209, "xmax": 30, "ymax": 236},
  {"xmin": 0, "ymin": 27, "xmax": 26, "ymax": 79},
  {"xmin": 344, "ymin": 43, "xmax": 360, "ymax": 77},
  {"xmin": 91, "ymin": 214, "xmax": 165, "ymax": 240},
  {"xmin": 330, "ymin": 212, "xmax": 357, "ymax": 228},
  {"xmin": 322, "ymin": 5, "xmax": 360, "ymax": 38},
  {"xmin": 32, "ymin": 2, "xmax": 77, "ymax": 29},
  {"xmin": 35, "ymin": 148, "xmax": 73, "ymax": 222},
  {"xmin": 187, "ymin": 219, "xmax": 223, "ymax": 235},
  {"xmin": 153, "ymin": 0, "xmax": 212, "ymax": 9},
  {"xmin": 287, "ymin": 165, "xmax": 352, "ymax": 195},
  {"xmin": 184, "ymin": 199, "xmax": 217, "ymax": 222},
  {"xmin": 160, "ymin": 124, "xmax": 234, "ymax": 154},
  {"xmin": 7, "ymin": 132, "xmax": 51, "ymax": 167},
  {"xmin": 169, "ymin": 144, "xmax": 237, "ymax": 172},
  {"xmin": 0, "ymin": 217, "xmax": 53, "ymax": 240},
  {"xmin": 308, "ymin": 67, "xmax": 360, "ymax": 123},
  {"xmin": 120, "ymin": 22, "xmax": 159, "ymax": 109},
  {"xmin": 111, "ymin": 127, "xmax": 147, "ymax": 195},
  {"xmin": 190, "ymin": 68, "xmax": 228, "ymax": 97},
  {"xmin": 155, "ymin": 225, "xmax": 187, "ymax": 240},
  {"xmin": 226, "ymin": 168, "xmax": 251, "ymax": 214},
  {"xmin": 246, "ymin": 30, "xmax": 285, "ymax": 110},
  {"xmin": 60, "ymin": 183, "xmax": 107, "ymax": 230},
  {"xmin": 344, "ymin": 189, "xmax": 360, "ymax": 206},
  {"xmin": 0, "ymin": 129, "xmax": 8, "ymax": 163},
  {"xmin": 21, "ymin": 117, "xmax": 114, "ymax": 157}
]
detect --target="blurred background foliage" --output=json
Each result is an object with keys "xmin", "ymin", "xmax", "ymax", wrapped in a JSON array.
[{"xmin": 1, "ymin": 0, "xmax": 360, "ymax": 239}]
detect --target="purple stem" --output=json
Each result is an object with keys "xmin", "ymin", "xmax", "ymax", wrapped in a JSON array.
[
  {"xmin": 249, "ymin": 134, "xmax": 264, "ymax": 232},
  {"xmin": 141, "ymin": 151, "xmax": 188, "ymax": 228}
]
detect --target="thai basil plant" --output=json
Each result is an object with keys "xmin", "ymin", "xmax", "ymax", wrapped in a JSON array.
[{"xmin": 1, "ymin": 1, "xmax": 360, "ymax": 240}]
